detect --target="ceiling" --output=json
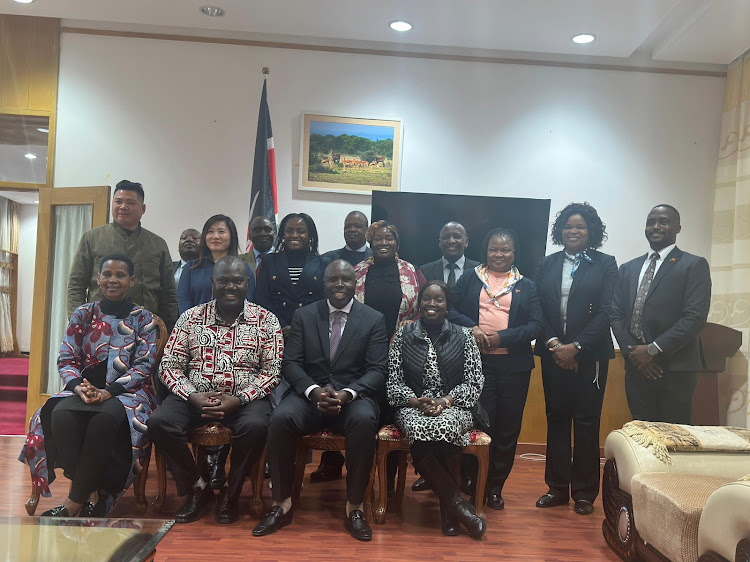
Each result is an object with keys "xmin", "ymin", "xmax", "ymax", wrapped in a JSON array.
[
  {"xmin": 2, "ymin": 0, "xmax": 749, "ymax": 70},
  {"xmin": 0, "ymin": 115, "xmax": 49, "ymax": 146}
]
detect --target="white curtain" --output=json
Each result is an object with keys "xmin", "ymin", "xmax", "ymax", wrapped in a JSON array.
[
  {"xmin": 709, "ymin": 50, "xmax": 750, "ymax": 429},
  {"xmin": 45, "ymin": 204, "xmax": 92, "ymax": 394},
  {"xmin": 0, "ymin": 196, "xmax": 20, "ymax": 353}
]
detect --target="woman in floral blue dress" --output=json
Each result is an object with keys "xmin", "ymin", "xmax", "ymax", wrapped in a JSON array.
[{"xmin": 19, "ymin": 254, "xmax": 157, "ymax": 517}]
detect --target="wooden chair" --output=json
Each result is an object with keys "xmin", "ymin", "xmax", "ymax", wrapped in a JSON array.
[
  {"xmin": 25, "ymin": 313, "xmax": 169, "ymax": 516},
  {"xmin": 373, "ymin": 424, "xmax": 491, "ymax": 524},
  {"xmin": 292, "ymin": 429, "xmax": 375, "ymax": 521}
]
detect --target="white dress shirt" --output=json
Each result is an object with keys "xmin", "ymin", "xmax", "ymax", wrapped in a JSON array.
[
  {"xmin": 304, "ymin": 298, "xmax": 358, "ymax": 400},
  {"xmin": 174, "ymin": 259, "xmax": 188, "ymax": 285}
]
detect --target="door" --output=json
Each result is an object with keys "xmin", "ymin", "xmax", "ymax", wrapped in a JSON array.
[{"xmin": 25, "ymin": 186, "xmax": 110, "ymax": 420}]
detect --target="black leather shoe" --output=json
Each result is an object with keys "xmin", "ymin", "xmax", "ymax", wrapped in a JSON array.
[
  {"xmin": 440, "ymin": 503, "xmax": 460, "ymax": 536},
  {"xmin": 345, "ymin": 509, "xmax": 372, "ymax": 541},
  {"xmin": 574, "ymin": 500, "xmax": 594, "ymax": 515},
  {"xmin": 174, "ymin": 485, "xmax": 214, "ymax": 524},
  {"xmin": 41, "ymin": 505, "xmax": 71, "ymax": 517},
  {"xmin": 461, "ymin": 474, "xmax": 474, "ymax": 496},
  {"xmin": 210, "ymin": 459, "xmax": 227, "ymax": 490},
  {"xmin": 454, "ymin": 498, "xmax": 486, "ymax": 540},
  {"xmin": 536, "ymin": 493, "xmax": 569, "ymax": 508},
  {"xmin": 78, "ymin": 502, "xmax": 98, "ymax": 518},
  {"xmin": 310, "ymin": 463, "xmax": 343, "ymax": 483},
  {"xmin": 487, "ymin": 491, "xmax": 504, "ymax": 510},
  {"xmin": 215, "ymin": 489, "xmax": 239, "ymax": 524},
  {"xmin": 411, "ymin": 476, "xmax": 430, "ymax": 492},
  {"xmin": 253, "ymin": 506, "xmax": 293, "ymax": 536}
]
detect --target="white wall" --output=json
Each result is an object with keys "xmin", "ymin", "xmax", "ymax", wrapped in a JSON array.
[
  {"xmin": 54, "ymin": 32, "xmax": 724, "ymax": 268},
  {"xmin": 16, "ymin": 203, "xmax": 38, "ymax": 353}
]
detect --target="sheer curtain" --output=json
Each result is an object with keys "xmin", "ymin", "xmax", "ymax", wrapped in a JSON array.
[
  {"xmin": 0, "ymin": 196, "xmax": 20, "ymax": 353},
  {"xmin": 45, "ymin": 204, "xmax": 93, "ymax": 394},
  {"xmin": 709, "ymin": 50, "xmax": 750, "ymax": 429}
]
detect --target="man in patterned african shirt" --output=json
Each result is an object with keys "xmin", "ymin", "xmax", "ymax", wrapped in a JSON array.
[{"xmin": 148, "ymin": 256, "xmax": 283, "ymax": 525}]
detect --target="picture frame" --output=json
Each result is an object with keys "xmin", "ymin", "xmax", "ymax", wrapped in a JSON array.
[{"xmin": 299, "ymin": 113, "xmax": 402, "ymax": 195}]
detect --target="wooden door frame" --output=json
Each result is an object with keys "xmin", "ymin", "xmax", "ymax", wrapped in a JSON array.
[{"xmin": 26, "ymin": 186, "xmax": 110, "ymax": 420}]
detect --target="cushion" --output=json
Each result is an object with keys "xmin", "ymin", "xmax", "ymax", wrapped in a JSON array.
[
  {"xmin": 631, "ymin": 472, "xmax": 734, "ymax": 562},
  {"xmin": 377, "ymin": 425, "xmax": 406, "ymax": 441},
  {"xmin": 468, "ymin": 429, "xmax": 491, "ymax": 446},
  {"xmin": 698, "ymin": 480, "xmax": 750, "ymax": 560}
]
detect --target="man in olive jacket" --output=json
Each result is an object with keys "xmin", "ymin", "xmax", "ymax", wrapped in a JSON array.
[{"xmin": 67, "ymin": 180, "xmax": 178, "ymax": 330}]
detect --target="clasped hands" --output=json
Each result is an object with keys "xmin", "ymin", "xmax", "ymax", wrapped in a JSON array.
[
  {"xmin": 409, "ymin": 396, "xmax": 451, "ymax": 417},
  {"xmin": 472, "ymin": 326, "xmax": 501, "ymax": 353},
  {"xmin": 74, "ymin": 378, "xmax": 112, "ymax": 404},
  {"xmin": 188, "ymin": 391, "xmax": 242, "ymax": 419},
  {"xmin": 547, "ymin": 340, "xmax": 579, "ymax": 372},
  {"xmin": 311, "ymin": 384, "xmax": 353, "ymax": 415},
  {"xmin": 627, "ymin": 345, "xmax": 663, "ymax": 380}
]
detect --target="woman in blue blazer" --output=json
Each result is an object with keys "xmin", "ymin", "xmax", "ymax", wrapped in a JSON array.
[
  {"xmin": 450, "ymin": 227, "xmax": 543, "ymax": 510},
  {"xmin": 533, "ymin": 202, "xmax": 617, "ymax": 515}
]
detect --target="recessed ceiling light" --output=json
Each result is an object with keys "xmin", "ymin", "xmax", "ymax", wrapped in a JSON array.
[
  {"xmin": 25, "ymin": 153, "xmax": 37, "ymax": 159},
  {"xmin": 389, "ymin": 20, "xmax": 413, "ymax": 32},
  {"xmin": 572, "ymin": 34, "xmax": 596, "ymax": 44},
  {"xmin": 200, "ymin": 6, "xmax": 225, "ymax": 17},
  {"xmin": 13, "ymin": 0, "xmax": 35, "ymax": 4},
  {"xmin": 37, "ymin": 128, "xmax": 49, "ymax": 133}
]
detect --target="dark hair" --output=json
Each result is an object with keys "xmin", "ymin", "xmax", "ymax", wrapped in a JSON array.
[
  {"xmin": 276, "ymin": 213, "xmax": 320, "ymax": 255},
  {"xmin": 652, "ymin": 204, "xmax": 681, "ymax": 224},
  {"xmin": 346, "ymin": 210, "xmax": 369, "ymax": 225},
  {"xmin": 418, "ymin": 280, "xmax": 453, "ymax": 311},
  {"xmin": 192, "ymin": 214, "xmax": 240, "ymax": 269},
  {"xmin": 99, "ymin": 253, "xmax": 135, "ymax": 276},
  {"xmin": 480, "ymin": 227, "xmax": 519, "ymax": 265},
  {"xmin": 114, "ymin": 180, "xmax": 145, "ymax": 202},
  {"xmin": 550, "ymin": 202, "xmax": 607, "ymax": 249},
  {"xmin": 366, "ymin": 220, "xmax": 399, "ymax": 246}
]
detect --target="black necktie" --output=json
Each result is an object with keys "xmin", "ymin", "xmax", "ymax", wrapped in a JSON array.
[{"xmin": 447, "ymin": 262, "xmax": 458, "ymax": 288}]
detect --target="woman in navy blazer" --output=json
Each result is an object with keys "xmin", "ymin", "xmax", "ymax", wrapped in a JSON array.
[
  {"xmin": 449, "ymin": 227, "xmax": 543, "ymax": 510},
  {"xmin": 254, "ymin": 213, "xmax": 330, "ymax": 334},
  {"xmin": 533, "ymin": 203, "xmax": 617, "ymax": 515}
]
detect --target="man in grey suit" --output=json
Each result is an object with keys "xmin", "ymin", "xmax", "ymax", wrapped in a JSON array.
[
  {"xmin": 419, "ymin": 221, "xmax": 480, "ymax": 287},
  {"xmin": 610, "ymin": 204, "xmax": 711, "ymax": 424}
]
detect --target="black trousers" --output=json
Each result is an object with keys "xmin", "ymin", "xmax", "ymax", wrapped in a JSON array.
[
  {"xmin": 541, "ymin": 357, "xmax": 608, "ymax": 502},
  {"xmin": 479, "ymin": 354, "xmax": 531, "ymax": 492},
  {"xmin": 147, "ymin": 394, "xmax": 271, "ymax": 498},
  {"xmin": 268, "ymin": 392, "xmax": 379, "ymax": 504},
  {"xmin": 625, "ymin": 364, "xmax": 697, "ymax": 424},
  {"xmin": 51, "ymin": 408, "xmax": 130, "ymax": 504}
]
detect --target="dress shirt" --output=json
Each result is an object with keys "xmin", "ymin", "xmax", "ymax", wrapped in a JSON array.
[
  {"xmin": 346, "ymin": 244, "xmax": 368, "ymax": 253},
  {"xmin": 174, "ymin": 259, "xmax": 187, "ymax": 285},
  {"xmin": 559, "ymin": 252, "xmax": 576, "ymax": 334},
  {"xmin": 442, "ymin": 255, "xmax": 467, "ymax": 283},
  {"xmin": 254, "ymin": 247, "xmax": 273, "ymax": 267},
  {"xmin": 159, "ymin": 300, "xmax": 283, "ymax": 403},
  {"xmin": 304, "ymin": 298, "xmax": 359, "ymax": 400},
  {"xmin": 635, "ymin": 243, "xmax": 675, "ymax": 352}
]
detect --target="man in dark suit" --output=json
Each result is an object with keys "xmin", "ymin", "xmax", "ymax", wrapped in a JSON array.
[
  {"xmin": 172, "ymin": 228, "xmax": 200, "ymax": 286},
  {"xmin": 610, "ymin": 204, "xmax": 711, "ymax": 424},
  {"xmin": 239, "ymin": 216, "xmax": 275, "ymax": 274},
  {"xmin": 322, "ymin": 211, "xmax": 372, "ymax": 266},
  {"xmin": 420, "ymin": 222, "xmax": 480, "ymax": 288},
  {"xmin": 253, "ymin": 260, "xmax": 388, "ymax": 541}
]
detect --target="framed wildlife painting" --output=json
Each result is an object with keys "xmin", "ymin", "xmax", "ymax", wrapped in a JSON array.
[{"xmin": 299, "ymin": 113, "xmax": 402, "ymax": 194}]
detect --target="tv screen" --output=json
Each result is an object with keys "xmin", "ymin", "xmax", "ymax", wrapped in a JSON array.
[{"xmin": 371, "ymin": 191, "xmax": 551, "ymax": 279}]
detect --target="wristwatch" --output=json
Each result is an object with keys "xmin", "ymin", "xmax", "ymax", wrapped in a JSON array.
[
  {"xmin": 573, "ymin": 341, "xmax": 582, "ymax": 351},
  {"xmin": 237, "ymin": 394, "xmax": 249, "ymax": 406},
  {"xmin": 647, "ymin": 343, "xmax": 660, "ymax": 356}
]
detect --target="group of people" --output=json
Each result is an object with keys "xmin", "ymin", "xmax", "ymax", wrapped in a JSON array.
[{"xmin": 19, "ymin": 179, "xmax": 711, "ymax": 542}]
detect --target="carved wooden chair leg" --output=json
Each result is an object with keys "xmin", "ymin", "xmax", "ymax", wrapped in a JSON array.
[
  {"xmin": 250, "ymin": 447, "xmax": 267, "ymax": 518},
  {"xmin": 374, "ymin": 441, "xmax": 395, "ymax": 524},
  {"xmin": 26, "ymin": 484, "xmax": 40, "ymax": 516},
  {"xmin": 394, "ymin": 450, "xmax": 408, "ymax": 511},
  {"xmin": 153, "ymin": 447, "xmax": 167, "ymax": 512},
  {"xmin": 133, "ymin": 446, "xmax": 151, "ymax": 515},
  {"xmin": 292, "ymin": 445, "xmax": 309, "ymax": 502},
  {"xmin": 470, "ymin": 445, "xmax": 489, "ymax": 519}
]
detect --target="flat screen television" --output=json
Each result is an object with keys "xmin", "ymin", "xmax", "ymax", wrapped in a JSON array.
[{"xmin": 371, "ymin": 191, "xmax": 551, "ymax": 279}]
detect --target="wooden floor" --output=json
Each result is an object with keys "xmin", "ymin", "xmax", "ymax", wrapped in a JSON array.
[{"xmin": 3, "ymin": 436, "xmax": 619, "ymax": 561}]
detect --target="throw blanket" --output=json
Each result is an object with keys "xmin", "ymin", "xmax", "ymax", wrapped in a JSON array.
[{"xmin": 622, "ymin": 421, "xmax": 750, "ymax": 466}]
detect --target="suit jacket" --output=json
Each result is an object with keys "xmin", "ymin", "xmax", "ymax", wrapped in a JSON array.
[
  {"xmin": 534, "ymin": 250, "xmax": 617, "ymax": 361},
  {"xmin": 254, "ymin": 251, "xmax": 331, "ymax": 327},
  {"xmin": 172, "ymin": 260, "xmax": 182, "ymax": 274},
  {"xmin": 610, "ymin": 247, "xmax": 711, "ymax": 371},
  {"xmin": 448, "ymin": 271, "xmax": 544, "ymax": 372},
  {"xmin": 419, "ymin": 257, "xmax": 481, "ymax": 283},
  {"xmin": 322, "ymin": 246, "xmax": 372, "ymax": 267},
  {"xmin": 282, "ymin": 299, "xmax": 388, "ymax": 400}
]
